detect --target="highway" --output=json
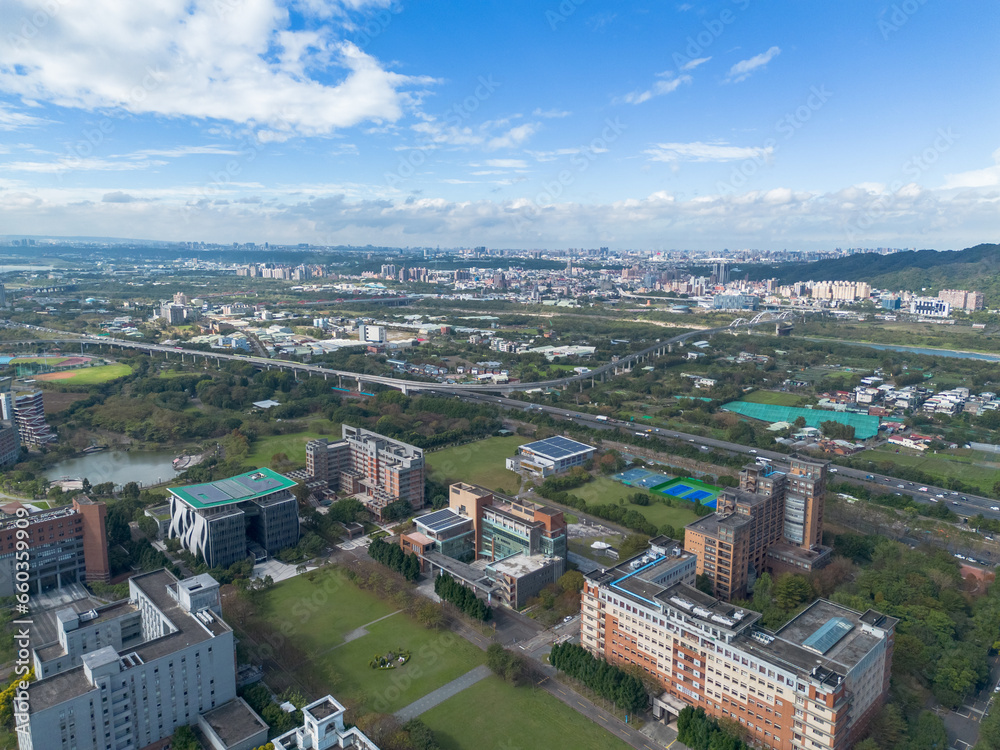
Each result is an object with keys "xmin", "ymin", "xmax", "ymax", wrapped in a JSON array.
[
  {"xmin": 456, "ymin": 391, "xmax": 1000, "ymax": 525},
  {"xmin": 10, "ymin": 320, "xmax": 999, "ymax": 523}
]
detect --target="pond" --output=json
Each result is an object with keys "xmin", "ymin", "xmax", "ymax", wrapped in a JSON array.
[{"xmin": 44, "ymin": 450, "xmax": 182, "ymax": 488}]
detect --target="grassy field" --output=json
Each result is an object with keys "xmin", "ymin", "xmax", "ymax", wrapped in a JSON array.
[
  {"xmin": 742, "ymin": 390, "xmax": 811, "ymax": 407},
  {"xmin": 572, "ymin": 476, "xmax": 699, "ymax": 529},
  {"xmin": 261, "ymin": 567, "xmax": 483, "ymax": 714},
  {"xmin": 868, "ymin": 445, "xmax": 1000, "ymax": 494},
  {"xmin": 568, "ymin": 532, "xmax": 624, "ymax": 563},
  {"xmin": 39, "ymin": 390, "xmax": 90, "ymax": 414},
  {"xmin": 36, "ymin": 363, "xmax": 132, "ymax": 384},
  {"xmin": 421, "ymin": 675, "xmax": 633, "ymax": 750},
  {"xmin": 11, "ymin": 356, "xmax": 69, "ymax": 364},
  {"xmin": 245, "ymin": 423, "xmax": 340, "ymax": 468},
  {"xmin": 426, "ymin": 435, "xmax": 528, "ymax": 492}
]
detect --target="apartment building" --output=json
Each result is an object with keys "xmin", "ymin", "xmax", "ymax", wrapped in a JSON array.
[
  {"xmin": 581, "ymin": 545, "xmax": 896, "ymax": 750},
  {"xmin": 168, "ymin": 468, "xmax": 300, "ymax": 569},
  {"xmin": 0, "ymin": 496, "xmax": 110, "ymax": 596},
  {"xmin": 17, "ymin": 570, "xmax": 271, "ymax": 750},
  {"xmin": 306, "ymin": 426, "xmax": 425, "ymax": 520},
  {"xmin": 938, "ymin": 289, "xmax": 985, "ymax": 312},
  {"xmin": 685, "ymin": 458, "xmax": 831, "ymax": 601}
]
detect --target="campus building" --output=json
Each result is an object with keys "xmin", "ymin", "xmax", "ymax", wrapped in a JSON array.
[
  {"xmin": 909, "ymin": 296, "xmax": 950, "ymax": 317},
  {"xmin": 581, "ymin": 544, "xmax": 897, "ymax": 750},
  {"xmin": 18, "ymin": 569, "xmax": 271, "ymax": 750},
  {"xmin": 306, "ymin": 426, "xmax": 425, "ymax": 520},
  {"xmin": 273, "ymin": 695, "xmax": 380, "ymax": 750},
  {"xmin": 168, "ymin": 468, "xmax": 300, "ymax": 569},
  {"xmin": 0, "ymin": 496, "xmax": 110, "ymax": 596},
  {"xmin": 684, "ymin": 457, "xmax": 831, "ymax": 601},
  {"xmin": 505, "ymin": 435, "xmax": 596, "ymax": 478},
  {"xmin": 400, "ymin": 483, "xmax": 567, "ymax": 609},
  {"xmin": 3, "ymin": 391, "xmax": 57, "ymax": 447}
]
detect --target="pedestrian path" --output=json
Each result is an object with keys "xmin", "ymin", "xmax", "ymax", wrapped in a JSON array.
[{"xmin": 393, "ymin": 664, "xmax": 492, "ymax": 722}]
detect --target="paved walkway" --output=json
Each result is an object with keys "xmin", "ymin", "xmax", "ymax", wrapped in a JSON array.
[{"xmin": 394, "ymin": 664, "xmax": 492, "ymax": 722}]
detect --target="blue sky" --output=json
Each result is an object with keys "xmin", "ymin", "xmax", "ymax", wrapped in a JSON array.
[{"xmin": 0, "ymin": 0, "xmax": 997, "ymax": 250}]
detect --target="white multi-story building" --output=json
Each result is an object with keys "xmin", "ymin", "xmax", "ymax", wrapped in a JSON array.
[
  {"xmin": 17, "ymin": 570, "xmax": 270, "ymax": 750},
  {"xmin": 273, "ymin": 695, "xmax": 380, "ymax": 750}
]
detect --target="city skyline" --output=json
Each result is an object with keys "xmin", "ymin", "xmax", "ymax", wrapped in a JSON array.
[{"xmin": 0, "ymin": 1, "xmax": 998, "ymax": 250}]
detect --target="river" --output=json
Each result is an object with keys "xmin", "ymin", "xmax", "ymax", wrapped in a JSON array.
[
  {"xmin": 44, "ymin": 450, "xmax": 182, "ymax": 487},
  {"xmin": 797, "ymin": 336, "xmax": 1000, "ymax": 362}
]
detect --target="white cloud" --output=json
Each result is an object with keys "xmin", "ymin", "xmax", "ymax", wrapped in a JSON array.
[
  {"xmin": 480, "ymin": 159, "xmax": 529, "ymax": 169},
  {"xmin": 644, "ymin": 141, "xmax": 775, "ymax": 163},
  {"xmin": 941, "ymin": 148, "xmax": 1000, "ymax": 189},
  {"xmin": 680, "ymin": 57, "xmax": 711, "ymax": 71},
  {"xmin": 0, "ymin": 104, "xmax": 51, "ymax": 130},
  {"xmin": 1, "ymin": 157, "xmax": 167, "ymax": 173},
  {"xmin": 621, "ymin": 75, "xmax": 691, "ymax": 105},
  {"xmin": 127, "ymin": 145, "xmax": 244, "ymax": 158},
  {"xmin": 0, "ymin": 0, "xmax": 433, "ymax": 137},
  {"xmin": 724, "ymin": 46, "xmax": 781, "ymax": 83},
  {"xmin": 532, "ymin": 108, "xmax": 571, "ymax": 119},
  {"xmin": 487, "ymin": 123, "xmax": 538, "ymax": 150}
]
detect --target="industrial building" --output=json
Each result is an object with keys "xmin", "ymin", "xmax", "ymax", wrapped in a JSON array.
[
  {"xmin": 505, "ymin": 435, "xmax": 596, "ymax": 478},
  {"xmin": 581, "ymin": 540, "xmax": 896, "ymax": 750},
  {"xmin": 0, "ymin": 496, "xmax": 109, "ymax": 596},
  {"xmin": 167, "ymin": 468, "xmax": 300, "ymax": 569},
  {"xmin": 684, "ymin": 457, "xmax": 831, "ymax": 601},
  {"xmin": 306, "ymin": 426, "xmax": 425, "ymax": 520},
  {"xmin": 17, "ymin": 569, "xmax": 271, "ymax": 750}
]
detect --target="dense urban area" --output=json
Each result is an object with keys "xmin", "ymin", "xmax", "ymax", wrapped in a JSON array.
[{"xmin": 2, "ymin": 240, "xmax": 1000, "ymax": 750}]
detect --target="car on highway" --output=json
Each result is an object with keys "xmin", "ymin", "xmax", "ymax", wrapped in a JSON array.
[
  {"xmin": 992, "ymin": 506, "xmax": 1000, "ymax": 512},
  {"xmin": 961, "ymin": 496, "xmax": 969, "ymax": 501},
  {"xmin": 830, "ymin": 468, "xmax": 838, "ymax": 473},
  {"xmin": 897, "ymin": 484, "xmax": 905, "ymax": 489},
  {"xmin": 994, "ymin": 684, "xmax": 1000, "ymax": 694},
  {"xmin": 936, "ymin": 494, "xmax": 945, "ymax": 499},
  {"xmin": 918, "ymin": 487, "xmax": 929, "ymax": 492},
  {"xmin": 749, "ymin": 449, "xmax": 757, "ymax": 454}
]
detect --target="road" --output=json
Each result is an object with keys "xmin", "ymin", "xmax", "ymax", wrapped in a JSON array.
[{"xmin": 456, "ymin": 391, "xmax": 1000, "ymax": 525}]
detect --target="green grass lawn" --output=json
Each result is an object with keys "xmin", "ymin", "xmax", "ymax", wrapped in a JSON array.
[
  {"xmin": 246, "ymin": 423, "xmax": 340, "ymax": 468},
  {"xmin": 868, "ymin": 445, "xmax": 1000, "ymax": 494},
  {"xmin": 741, "ymin": 390, "xmax": 811, "ymax": 407},
  {"xmin": 158, "ymin": 369, "xmax": 193, "ymax": 378},
  {"xmin": 37, "ymin": 363, "xmax": 133, "ymax": 384},
  {"xmin": 421, "ymin": 675, "xmax": 633, "ymax": 750},
  {"xmin": 568, "ymin": 533, "xmax": 624, "ymax": 563},
  {"xmin": 572, "ymin": 476, "xmax": 699, "ymax": 529},
  {"xmin": 317, "ymin": 615, "xmax": 483, "ymax": 713},
  {"xmin": 11, "ymin": 356, "xmax": 69, "ymax": 364},
  {"xmin": 261, "ymin": 568, "xmax": 483, "ymax": 714},
  {"xmin": 426, "ymin": 435, "xmax": 528, "ymax": 493}
]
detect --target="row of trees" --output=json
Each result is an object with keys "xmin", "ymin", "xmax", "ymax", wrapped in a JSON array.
[
  {"xmin": 548, "ymin": 642, "xmax": 647, "ymax": 715},
  {"xmin": 368, "ymin": 538, "xmax": 420, "ymax": 581},
  {"xmin": 677, "ymin": 707, "xmax": 749, "ymax": 750},
  {"xmin": 433, "ymin": 573, "xmax": 491, "ymax": 621}
]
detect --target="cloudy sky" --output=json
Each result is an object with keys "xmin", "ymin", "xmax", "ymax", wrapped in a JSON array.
[{"xmin": 0, "ymin": 0, "xmax": 998, "ymax": 251}]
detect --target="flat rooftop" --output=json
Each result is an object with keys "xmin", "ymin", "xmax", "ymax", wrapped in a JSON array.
[
  {"xmin": 28, "ymin": 570, "xmax": 232, "ymax": 715},
  {"xmin": 517, "ymin": 435, "xmax": 594, "ymax": 461},
  {"xmin": 488, "ymin": 553, "xmax": 559, "ymax": 578},
  {"xmin": 202, "ymin": 698, "xmax": 268, "ymax": 746},
  {"xmin": 735, "ymin": 599, "xmax": 899, "ymax": 684},
  {"xmin": 416, "ymin": 508, "xmax": 472, "ymax": 535},
  {"xmin": 169, "ymin": 467, "xmax": 296, "ymax": 509}
]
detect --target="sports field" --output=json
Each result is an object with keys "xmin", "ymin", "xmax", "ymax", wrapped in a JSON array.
[
  {"xmin": 35, "ymin": 363, "xmax": 133, "ymax": 384},
  {"xmin": 426, "ymin": 435, "xmax": 528, "ymax": 492},
  {"xmin": 650, "ymin": 476, "xmax": 722, "ymax": 509},
  {"xmin": 259, "ymin": 567, "xmax": 484, "ymax": 713},
  {"xmin": 421, "ymin": 675, "xmax": 632, "ymax": 750}
]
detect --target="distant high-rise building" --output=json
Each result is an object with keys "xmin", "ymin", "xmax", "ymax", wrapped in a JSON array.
[
  {"xmin": 713, "ymin": 260, "xmax": 729, "ymax": 285},
  {"xmin": 938, "ymin": 289, "xmax": 984, "ymax": 311},
  {"xmin": 12, "ymin": 391, "xmax": 56, "ymax": 447}
]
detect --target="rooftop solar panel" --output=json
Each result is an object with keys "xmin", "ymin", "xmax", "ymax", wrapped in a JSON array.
[
  {"xmin": 521, "ymin": 435, "xmax": 592, "ymax": 460},
  {"xmin": 416, "ymin": 509, "xmax": 469, "ymax": 533},
  {"xmin": 235, "ymin": 473, "xmax": 282, "ymax": 493},
  {"xmin": 802, "ymin": 617, "xmax": 854, "ymax": 654}
]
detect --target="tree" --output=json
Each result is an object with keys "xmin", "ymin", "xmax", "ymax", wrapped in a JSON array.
[
  {"xmin": 773, "ymin": 573, "xmax": 812, "ymax": 611},
  {"xmin": 558, "ymin": 570, "xmax": 585, "ymax": 593},
  {"xmin": 136, "ymin": 515, "xmax": 158, "ymax": 539},
  {"xmin": 908, "ymin": 711, "xmax": 948, "ymax": 750},
  {"xmin": 619, "ymin": 534, "xmax": 650, "ymax": 561},
  {"xmin": 486, "ymin": 643, "xmax": 527, "ymax": 685},
  {"xmin": 170, "ymin": 726, "xmax": 200, "ymax": 750},
  {"xmin": 695, "ymin": 573, "xmax": 714, "ymax": 595}
]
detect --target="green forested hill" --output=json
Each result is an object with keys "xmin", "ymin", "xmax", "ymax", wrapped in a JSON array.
[{"xmin": 747, "ymin": 243, "xmax": 1000, "ymax": 302}]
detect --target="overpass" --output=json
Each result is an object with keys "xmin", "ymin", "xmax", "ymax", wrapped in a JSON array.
[{"xmin": 2, "ymin": 316, "xmax": 781, "ymax": 395}]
